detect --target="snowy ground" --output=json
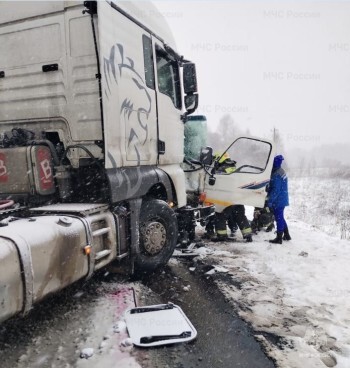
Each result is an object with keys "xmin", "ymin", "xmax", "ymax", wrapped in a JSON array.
[
  {"xmin": 289, "ymin": 176, "xmax": 350, "ymax": 240},
  {"xmin": 2, "ymin": 175, "xmax": 349, "ymax": 368},
  {"xmin": 76, "ymin": 175, "xmax": 349, "ymax": 368},
  {"xmin": 0, "ymin": 276, "xmax": 145, "ymax": 368},
  {"xmin": 186, "ymin": 176, "xmax": 350, "ymax": 368}
]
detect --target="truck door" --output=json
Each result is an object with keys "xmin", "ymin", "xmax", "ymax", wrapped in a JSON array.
[
  {"xmin": 98, "ymin": 1, "xmax": 158, "ymax": 168},
  {"xmin": 204, "ymin": 137, "xmax": 275, "ymax": 212},
  {"xmin": 152, "ymin": 41, "xmax": 184, "ymax": 165}
]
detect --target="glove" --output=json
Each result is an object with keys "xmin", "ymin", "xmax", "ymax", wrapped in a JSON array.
[{"xmin": 265, "ymin": 207, "xmax": 270, "ymax": 213}]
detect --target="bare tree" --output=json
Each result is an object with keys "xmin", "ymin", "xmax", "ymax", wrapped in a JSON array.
[{"xmin": 207, "ymin": 114, "xmax": 243, "ymax": 151}]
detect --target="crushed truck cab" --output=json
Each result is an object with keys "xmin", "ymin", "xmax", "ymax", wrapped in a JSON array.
[
  {"xmin": 184, "ymin": 116, "xmax": 275, "ymax": 215},
  {"xmin": 203, "ymin": 137, "xmax": 275, "ymax": 212}
]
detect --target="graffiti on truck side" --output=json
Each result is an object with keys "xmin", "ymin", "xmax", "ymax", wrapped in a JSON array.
[{"xmin": 103, "ymin": 43, "xmax": 152, "ymax": 165}]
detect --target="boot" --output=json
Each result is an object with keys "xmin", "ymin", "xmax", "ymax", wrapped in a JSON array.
[
  {"xmin": 229, "ymin": 227, "xmax": 237, "ymax": 238},
  {"xmin": 245, "ymin": 234, "xmax": 253, "ymax": 243},
  {"xmin": 283, "ymin": 227, "xmax": 292, "ymax": 241},
  {"xmin": 216, "ymin": 233, "xmax": 228, "ymax": 241},
  {"xmin": 269, "ymin": 232, "xmax": 283, "ymax": 244},
  {"xmin": 211, "ymin": 233, "xmax": 229, "ymax": 242},
  {"xmin": 265, "ymin": 223, "xmax": 274, "ymax": 233},
  {"xmin": 202, "ymin": 231, "xmax": 215, "ymax": 240}
]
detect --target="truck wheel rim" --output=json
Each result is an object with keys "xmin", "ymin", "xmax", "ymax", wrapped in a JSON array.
[{"xmin": 141, "ymin": 221, "xmax": 167, "ymax": 255}]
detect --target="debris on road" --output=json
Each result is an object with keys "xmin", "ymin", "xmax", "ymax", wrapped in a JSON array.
[
  {"xmin": 205, "ymin": 266, "xmax": 230, "ymax": 275},
  {"xmin": 114, "ymin": 321, "xmax": 127, "ymax": 334},
  {"xmin": 120, "ymin": 338, "xmax": 133, "ymax": 347},
  {"xmin": 80, "ymin": 348, "xmax": 94, "ymax": 359},
  {"xmin": 124, "ymin": 303, "xmax": 197, "ymax": 347}
]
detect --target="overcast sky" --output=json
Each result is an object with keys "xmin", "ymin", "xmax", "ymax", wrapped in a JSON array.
[{"xmin": 153, "ymin": 1, "xmax": 350, "ymax": 151}]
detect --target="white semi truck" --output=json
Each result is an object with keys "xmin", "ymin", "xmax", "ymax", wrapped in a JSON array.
[{"xmin": 0, "ymin": 1, "xmax": 274, "ymax": 324}]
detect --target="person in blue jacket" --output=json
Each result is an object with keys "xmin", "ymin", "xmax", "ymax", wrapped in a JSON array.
[{"xmin": 267, "ymin": 155, "xmax": 291, "ymax": 244}]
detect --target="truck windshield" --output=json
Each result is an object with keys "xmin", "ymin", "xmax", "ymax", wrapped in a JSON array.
[{"xmin": 156, "ymin": 47, "xmax": 181, "ymax": 109}]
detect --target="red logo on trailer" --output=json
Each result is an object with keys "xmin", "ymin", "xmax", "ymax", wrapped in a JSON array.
[
  {"xmin": 36, "ymin": 147, "xmax": 54, "ymax": 191},
  {"xmin": 0, "ymin": 153, "xmax": 8, "ymax": 183}
]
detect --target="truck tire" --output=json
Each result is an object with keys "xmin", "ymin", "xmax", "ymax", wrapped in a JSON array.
[{"xmin": 135, "ymin": 199, "xmax": 178, "ymax": 273}]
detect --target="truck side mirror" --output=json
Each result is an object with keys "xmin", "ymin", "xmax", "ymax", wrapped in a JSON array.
[
  {"xmin": 184, "ymin": 94, "xmax": 198, "ymax": 115},
  {"xmin": 183, "ymin": 63, "xmax": 199, "ymax": 116},
  {"xmin": 200, "ymin": 146, "xmax": 213, "ymax": 165},
  {"xmin": 183, "ymin": 63, "xmax": 197, "ymax": 94}
]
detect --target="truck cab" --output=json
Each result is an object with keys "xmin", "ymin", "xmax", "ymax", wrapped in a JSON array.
[
  {"xmin": 204, "ymin": 137, "xmax": 275, "ymax": 212},
  {"xmin": 184, "ymin": 116, "xmax": 275, "ymax": 213},
  {"xmin": 0, "ymin": 0, "xmax": 208, "ymax": 324}
]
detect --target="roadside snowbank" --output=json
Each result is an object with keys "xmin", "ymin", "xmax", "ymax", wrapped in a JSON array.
[
  {"xmin": 289, "ymin": 176, "xmax": 350, "ymax": 240},
  {"xmin": 196, "ymin": 220, "xmax": 350, "ymax": 368}
]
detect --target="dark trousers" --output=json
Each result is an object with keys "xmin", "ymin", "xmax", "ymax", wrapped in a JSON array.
[
  {"xmin": 214, "ymin": 211, "xmax": 228, "ymax": 236},
  {"xmin": 229, "ymin": 205, "xmax": 251, "ymax": 234},
  {"xmin": 215, "ymin": 205, "xmax": 252, "ymax": 237},
  {"xmin": 205, "ymin": 215, "xmax": 215, "ymax": 234},
  {"xmin": 273, "ymin": 207, "xmax": 287, "ymax": 232}
]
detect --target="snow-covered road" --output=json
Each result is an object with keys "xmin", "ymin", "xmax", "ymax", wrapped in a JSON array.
[{"xmin": 2, "ymin": 174, "xmax": 349, "ymax": 368}]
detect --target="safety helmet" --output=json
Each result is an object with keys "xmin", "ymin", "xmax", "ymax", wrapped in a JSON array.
[{"xmin": 214, "ymin": 152, "xmax": 230, "ymax": 164}]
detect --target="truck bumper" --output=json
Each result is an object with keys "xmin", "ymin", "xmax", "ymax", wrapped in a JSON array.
[{"xmin": 177, "ymin": 204, "xmax": 215, "ymax": 223}]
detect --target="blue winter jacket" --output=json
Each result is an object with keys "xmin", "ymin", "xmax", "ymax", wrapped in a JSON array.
[{"xmin": 267, "ymin": 167, "xmax": 289, "ymax": 209}]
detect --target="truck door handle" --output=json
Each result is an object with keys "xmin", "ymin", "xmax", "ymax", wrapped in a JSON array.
[
  {"xmin": 42, "ymin": 64, "xmax": 58, "ymax": 72},
  {"xmin": 158, "ymin": 140, "xmax": 165, "ymax": 155}
]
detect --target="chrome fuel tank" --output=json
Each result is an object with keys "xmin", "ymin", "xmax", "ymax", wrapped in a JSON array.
[{"xmin": 0, "ymin": 204, "xmax": 117, "ymax": 323}]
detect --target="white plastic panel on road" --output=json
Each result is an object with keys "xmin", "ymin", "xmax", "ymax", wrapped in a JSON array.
[{"xmin": 124, "ymin": 303, "xmax": 197, "ymax": 347}]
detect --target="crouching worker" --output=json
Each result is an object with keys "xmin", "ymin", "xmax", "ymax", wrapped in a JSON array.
[
  {"xmin": 215, "ymin": 205, "xmax": 253, "ymax": 243},
  {"xmin": 230, "ymin": 205, "xmax": 253, "ymax": 242},
  {"xmin": 203, "ymin": 152, "xmax": 235, "ymax": 239},
  {"xmin": 267, "ymin": 155, "xmax": 291, "ymax": 244},
  {"xmin": 206, "ymin": 152, "xmax": 253, "ymax": 243},
  {"xmin": 251, "ymin": 203, "xmax": 275, "ymax": 233}
]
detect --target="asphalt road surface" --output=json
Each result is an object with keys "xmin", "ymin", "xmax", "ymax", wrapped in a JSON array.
[
  {"xmin": 0, "ymin": 260, "xmax": 275, "ymax": 368},
  {"xmin": 142, "ymin": 260, "xmax": 275, "ymax": 368}
]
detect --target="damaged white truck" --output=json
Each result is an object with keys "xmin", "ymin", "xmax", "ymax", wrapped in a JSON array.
[
  {"xmin": 0, "ymin": 1, "xmax": 275, "ymax": 324},
  {"xmin": 184, "ymin": 115, "xmax": 275, "ymax": 238},
  {"xmin": 0, "ymin": 0, "xmax": 215, "ymax": 323}
]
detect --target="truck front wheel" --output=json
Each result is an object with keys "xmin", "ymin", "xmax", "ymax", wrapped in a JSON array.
[{"xmin": 135, "ymin": 199, "xmax": 178, "ymax": 273}]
